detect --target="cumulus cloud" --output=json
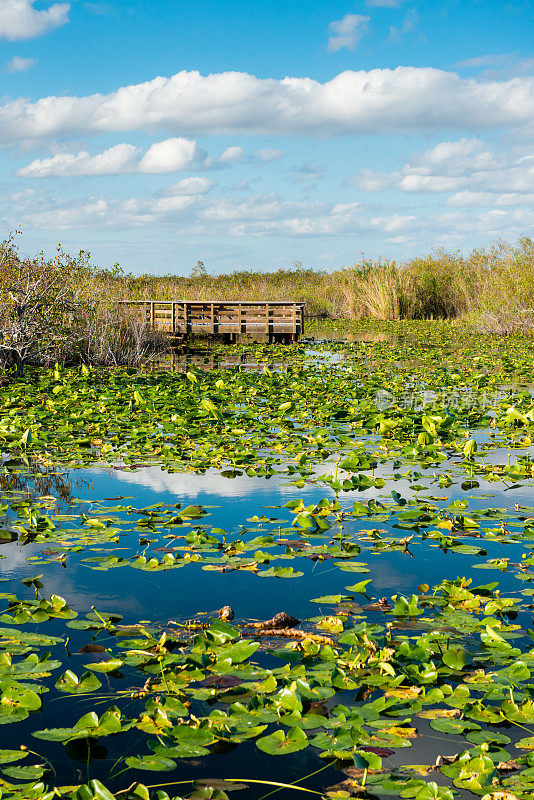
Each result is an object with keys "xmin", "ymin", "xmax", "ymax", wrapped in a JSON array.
[
  {"xmin": 138, "ymin": 137, "xmax": 210, "ymax": 173},
  {"xmin": 3, "ymin": 54, "xmax": 35, "ymax": 72},
  {"xmin": 156, "ymin": 177, "xmax": 213, "ymax": 197},
  {"xmin": 0, "ymin": 0, "xmax": 69, "ymax": 40},
  {"xmin": 353, "ymin": 138, "xmax": 534, "ymax": 203},
  {"xmin": 17, "ymin": 138, "xmax": 251, "ymax": 177},
  {"xmin": 219, "ymin": 145, "xmax": 244, "ymax": 163},
  {"xmin": 18, "ymin": 143, "xmax": 139, "ymax": 177},
  {"xmin": 2, "ymin": 68, "xmax": 534, "ymax": 144},
  {"xmin": 327, "ymin": 14, "xmax": 370, "ymax": 52}
]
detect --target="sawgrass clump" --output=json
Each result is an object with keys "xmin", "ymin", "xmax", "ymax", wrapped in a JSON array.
[{"xmin": 106, "ymin": 236, "xmax": 534, "ymax": 327}]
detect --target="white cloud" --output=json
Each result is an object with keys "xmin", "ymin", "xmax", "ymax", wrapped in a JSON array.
[
  {"xmin": 456, "ymin": 53, "xmax": 534, "ymax": 77},
  {"xmin": 6, "ymin": 186, "xmax": 422, "ymax": 241},
  {"xmin": 327, "ymin": 14, "xmax": 370, "ymax": 52},
  {"xmin": 219, "ymin": 145, "xmax": 244, "ymax": 163},
  {"xmin": 398, "ymin": 174, "xmax": 462, "ymax": 192},
  {"xmin": 3, "ymin": 54, "xmax": 35, "ymax": 72},
  {"xmin": 199, "ymin": 192, "xmax": 323, "ymax": 223},
  {"xmin": 2, "ymin": 68, "xmax": 534, "ymax": 143},
  {"xmin": 95, "ymin": 465, "xmax": 288, "ymax": 499},
  {"xmin": 457, "ymin": 54, "xmax": 508, "ymax": 69},
  {"xmin": 17, "ymin": 143, "xmax": 140, "ymax": 176},
  {"xmin": 156, "ymin": 177, "xmax": 213, "ymax": 197},
  {"xmin": 354, "ymin": 168, "xmax": 396, "ymax": 191},
  {"xmin": 0, "ymin": 0, "xmax": 69, "ymax": 40},
  {"xmin": 446, "ymin": 190, "xmax": 534, "ymax": 207},
  {"xmin": 229, "ymin": 180, "xmax": 250, "ymax": 190},
  {"xmin": 8, "ymin": 180, "xmax": 534, "ymax": 250},
  {"xmin": 406, "ymin": 138, "xmax": 497, "ymax": 174},
  {"xmin": 17, "ymin": 138, "xmax": 250, "ymax": 177},
  {"xmin": 138, "ymin": 137, "xmax": 210, "ymax": 173},
  {"xmin": 251, "ymin": 148, "xmax": 284, "ymax": 162},
  {"xmin": 83, "ymin": 2, "xmax": 111, "ymax": 15},
  {"xmin": 353, "ymin": 138, "xmax": 534, "ymax": 201}
]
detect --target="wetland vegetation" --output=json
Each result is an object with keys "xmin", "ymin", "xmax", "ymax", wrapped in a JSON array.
[
  {"xmin": 1, "ymin": 233, "xmax": 533, "ymax": 376},
  {"xmin": 111, "ymin": 237, "xmax": 534, "ymax": 329},
  {"xmin": 0, "ymin": 323, "xmax": 534, "ymax": 799}
]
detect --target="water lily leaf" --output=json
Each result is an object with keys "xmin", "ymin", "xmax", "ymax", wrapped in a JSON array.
[
  {"xmin": 442, "ymin": 648, "xmax": 471, "ymax": 670},
  {"xmin": 125, "ymin": 755, "xmax": 177, "ymax": 771},
  {"xmin": 55, "ymin": 670, "xmax": 102, "ymax": 694},
  {"xmin": 256, "ymin": 726, "xmax": 308, "ymax": 755},
  {"xmin": 429, "ymin": 718, "xmax": 479, "ymax": 734},
  {"xmin": 86, "ymin": 659, "xmax": 124, "ymax": 673},
  {"xmin": 72, "ymin": 778, "xmax": 116, "ymax": 800},
  {"xmin": 345, "ymin": 580, "xmax": 372, "ymax": 596},
  {"xmin": 0, "ymin": 683, "xmax": 41, "ymax": 720},
  {"xmin": 515, "ymin": 736, "xmax": 534, "ymax": 749},
  {"xmin": 195, "ymin": 779, "xmax": 248, "ymax": 791},
  {"xmin": 336, "ymin": 562, "xmax": 370, "ymax": 573},
  {"xmin": 2, "ymin": 764, "xmax": 46, "ymax": 779},
  {"xmin": 466, "ymin": 730, "xmax": 511, "ymax": 746},
  {"xmin": 216, "ymin": 640, "xmax": 260, "ymax": 664},
  {"xmin": 0, "ymin": 749, "xmax": 29, "ymax": 764},
  {"xmin": 311, "ymin": 594, "xmax": 352, "ymax": 604},
  {"xmin": 0, "ymin": 627, "xmax": 63, "ymax": 646},
  {"xmin": 257, "ymin": 566, "xmax": 304, "ymax": 578}
]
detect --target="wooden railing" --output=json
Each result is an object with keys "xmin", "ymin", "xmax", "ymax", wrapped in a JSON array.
[{"xmin": 120, "ymin": 300, "xmax": 305, "ymax": 341}]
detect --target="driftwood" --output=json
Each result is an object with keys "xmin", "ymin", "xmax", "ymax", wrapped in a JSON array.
[{"xmin": 167, "ymin": 610, "xmax": 334, "ymax": 645}]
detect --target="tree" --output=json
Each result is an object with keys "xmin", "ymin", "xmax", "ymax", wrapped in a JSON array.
[
  {"xmin": 190, "ymin": 260, "xmax": 207, "ymax": 277},
  {"xmin": 0, "ymin": 232, "xmax": 94, "ymax": 375}
]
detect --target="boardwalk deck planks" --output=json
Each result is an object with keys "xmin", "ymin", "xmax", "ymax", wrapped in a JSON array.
[{"xmin": 120, "ymin": 300, "xmax": 305, "ymax": 342}]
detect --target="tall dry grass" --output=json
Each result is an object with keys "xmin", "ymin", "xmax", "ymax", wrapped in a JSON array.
[
  {"xmin": 4, "ymin": 235, "xmax": 530, "ymax": 370},
  {"xmin": 101, "ymin": 236, "xmax": 534, "ymax": 328},
  {"xmin": 108, "ymin": 268, "xmax": 343, "ymax": 318}
]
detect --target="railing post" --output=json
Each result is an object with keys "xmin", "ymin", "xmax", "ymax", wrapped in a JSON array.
[
  {"xmin": 184, "ymin": 302, "xmax": 190, "ymax": 337},
  {"xmin": 266, "ymin": 302, "xmax": 271, "ymax": 342}
]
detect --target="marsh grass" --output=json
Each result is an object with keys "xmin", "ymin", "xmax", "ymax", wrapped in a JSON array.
[
  {"xmin": 103, "ymin": 236, "xmax": 534, "ymax": 328},
  {"xmin": 2, "ymin": 235, "xmax": 533, "ymax": 375}
]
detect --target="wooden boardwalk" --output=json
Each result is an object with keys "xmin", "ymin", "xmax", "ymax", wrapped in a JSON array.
[{"xmin": 121, "ymin": 300, "xmax": 305, "ymax": 342}]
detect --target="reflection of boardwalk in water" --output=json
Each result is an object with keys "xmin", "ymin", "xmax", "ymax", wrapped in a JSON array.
[
  {"xmin": 120, "ymin": 300, "xmax": 305, "ymax": 342},
  {"xmin": 143, "ymin": 352, "xmax": 288, "ymax": 373}
]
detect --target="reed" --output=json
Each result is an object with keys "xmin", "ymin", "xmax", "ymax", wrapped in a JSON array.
[
  {"xmin": 101, "ymin": 236, "xmax": 534, "ymax": 328},
  {"xmin": 2, "ymin": 233, "xmax": 533, "ymax": 376}
]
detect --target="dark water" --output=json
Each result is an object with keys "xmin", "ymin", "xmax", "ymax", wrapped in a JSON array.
[{"xmin": 1, "ymin": 450, "xmax": 532, "ymax": 796}]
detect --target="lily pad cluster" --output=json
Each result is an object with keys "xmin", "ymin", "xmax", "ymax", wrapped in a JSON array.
[{"xmin": 0, "ymin": 323, "xmax": 533, "ymax": 799}]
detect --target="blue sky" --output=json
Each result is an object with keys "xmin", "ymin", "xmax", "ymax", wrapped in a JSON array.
[{"xmin": 1, "ymin": 0, "xmax": 533, "ymax": 274}]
